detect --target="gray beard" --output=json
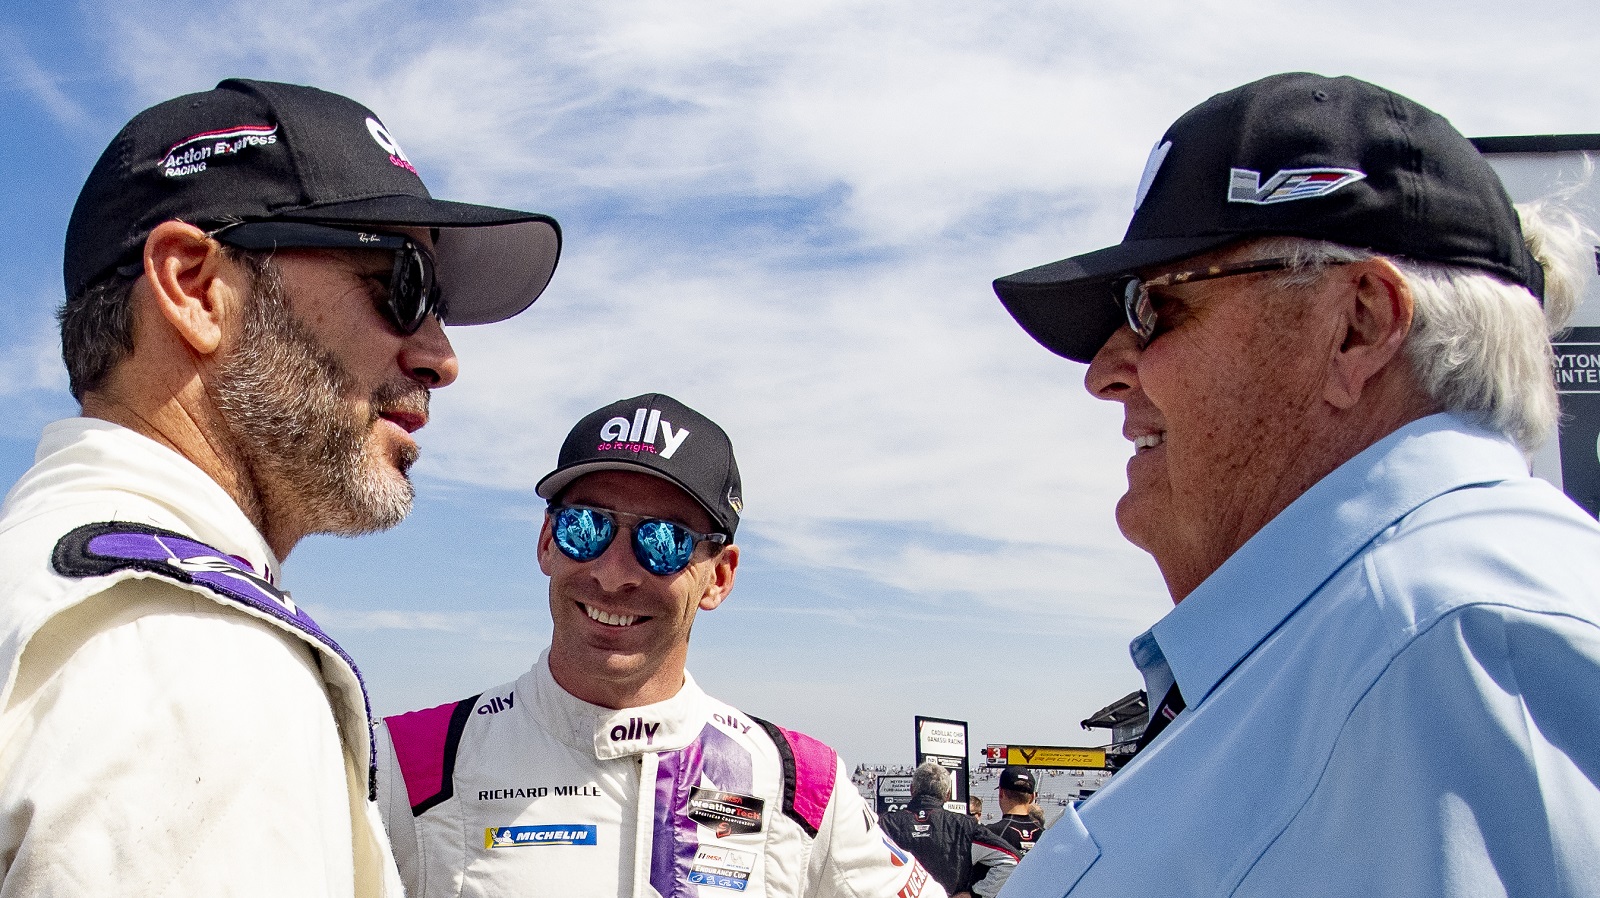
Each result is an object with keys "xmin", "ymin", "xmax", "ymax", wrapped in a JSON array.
[{"xmin": 213, "ymin": 263, "xmax": 424, "ymax": 539}]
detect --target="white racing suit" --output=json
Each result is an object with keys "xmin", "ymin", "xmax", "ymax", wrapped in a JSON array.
[
  {"xmin": 0, "ymin": 418, "xmax": 401, "ymax": 895},
  {"xmin": 378, "ymin": 652, "xmax": 942, "ymax": 898}
]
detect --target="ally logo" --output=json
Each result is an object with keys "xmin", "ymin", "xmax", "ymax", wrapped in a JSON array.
[{"xmin": 599, "ymin": 409, "xmax": 690, "ymax": 459}]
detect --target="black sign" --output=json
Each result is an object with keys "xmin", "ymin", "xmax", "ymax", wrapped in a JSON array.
[
  {"xmin": 1555, "ymin": 327, "xmax": 1600, "ymax": 519},
  {"xmin": 685, "ymin": 789, "xmax": 765, "ymax": 837}
]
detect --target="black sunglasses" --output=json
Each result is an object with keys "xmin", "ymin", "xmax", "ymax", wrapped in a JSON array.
[{"xmin": 208, "ymin": 221, "xmax": 445, "ymax": 335}]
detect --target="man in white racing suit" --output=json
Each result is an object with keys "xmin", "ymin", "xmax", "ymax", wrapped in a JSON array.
[
  {"xmin": 0, "ymin": 80, "xmax": 560, "ymax": 895},
  {"xmin": 378, "ymin": 394, "xmax": 939, "ymax": 898}
]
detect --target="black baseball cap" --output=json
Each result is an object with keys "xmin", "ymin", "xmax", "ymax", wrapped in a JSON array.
[
  {"xmin": 1000, "ymin": 767, "xmax": 1036, "ymax": 794},
  {"xmin": 536, "ymin": 394, "xmax": 743, "ymax": 537},
  {"xmin": 993, "ymin": 72, "xmax": 1542, "ymax": 363},
  {"xmin": 65, "ymin": 78, "xmax": 561, "ymax": 325}
]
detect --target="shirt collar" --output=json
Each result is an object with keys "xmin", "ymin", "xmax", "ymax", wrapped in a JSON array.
[
  {"xmin": 20, "ymin": 417, "xmax": 280, "ymax": 581},
  {"xmin": 529, "ymin": 650, "xmax": 710, "ymax": 759},
  {"xmin": 1134, "ymin": 413, "xmax": 1527, "ymax": 707}
]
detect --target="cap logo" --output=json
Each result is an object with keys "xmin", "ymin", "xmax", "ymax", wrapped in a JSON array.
[
  {"xmin": 365, "ymin": 117, "xmax": 418, "ymax": 175},
  {"xmin": 1133, "ymin": 140, "xmax": 1172, "ymax": 212},
  {"xmin": 599, "ymin": 409, "xmax": 691, "ymax": 459},
  {"xmin": 1227, "ymin": 167, "xmax": 1365, "ymax": 205},
  {"xmin": 161, "ymin": 124, "xmax": 279, "ymax": 178}
]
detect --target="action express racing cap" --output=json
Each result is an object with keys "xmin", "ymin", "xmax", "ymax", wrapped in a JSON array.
[
  {"xmin": 993, "ymin": 72, "xmax": 1542, "ymax": 363},
  {"xmin": 65, "ymin": 78, "xmax": 562, "ymax": 325},
  {"xmin": 536, "ymin": 394, "xmax": 743, "ymax": 538}
]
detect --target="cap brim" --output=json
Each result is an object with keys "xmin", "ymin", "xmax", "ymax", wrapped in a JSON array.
[
  {"xmin": 276, "ymin": 194, "xmax": 562, "ymax": 326},
  {"xmin": 535, "ymin": 461, "xmax": 734, "ymax": 536},
  {"xmin": 993, "ymin": 234, "xmax": 1237, "ymax": 363}
]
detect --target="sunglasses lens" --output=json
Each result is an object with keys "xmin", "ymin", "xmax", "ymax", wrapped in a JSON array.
[
  {"xmin": 631, "ymin": 520, "xmax": 697, "ymax": 575},
  {"xmin": 387, "ymin": 244, "xmax": 438, "ymax": 335},
  {"xmin": 1119, "ymin": 277, "xmax": 1155, "ymax": 340},
  {"xmin": 553, "ymin": 507, "xmax": 616, "ymax": 562}
]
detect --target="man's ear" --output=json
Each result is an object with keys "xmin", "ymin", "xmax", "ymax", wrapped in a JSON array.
[
  {"xmin": 140, "ymin": 220, "xmax": 243, "ymax": 357},
  {"xmin": 1324, "ymin": 258, "xmax": 1414, "ymax": 410},
  {"xmin": 697, "ymin": 543, "xmax": 739, "ymax": 612}
]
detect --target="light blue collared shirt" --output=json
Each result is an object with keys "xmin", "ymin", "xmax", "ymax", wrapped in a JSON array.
[{"xmin": 1003, "ymin": 414, "xmax": 1600, "ymax": 897}]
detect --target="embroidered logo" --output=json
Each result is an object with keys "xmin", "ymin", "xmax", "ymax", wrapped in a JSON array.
[
  {"xmin": 366, "ymin": 117, "xmax": 418, "ymax": 175},
  {"xmin": 161, "ymin": 124, "xmax": 279, "ymax": 178},
  {"xmin": 598, "ymin": 408, "xmax": 690, "ymax": 459},
  {"xmin": 1227, "ymin": 167, "xmax": 1365, "ymax": 204},
  {"xmin": 689, "ymin": 845, "xmax": 756, "ymax": 892},
  {"xmin": 608, "ymin": 716, "xmax": 662, "ymax": 745},
  {"xmin": 484, "ymin": 824, "xmax": 598, "ymax": 848},
  {"xmin": 686, "ymin": 789, "xmax": 765, "ymax": 837},
  {"xmin": 1133, "ymin": 140, "xmax": 1172, "ymax": 211}
]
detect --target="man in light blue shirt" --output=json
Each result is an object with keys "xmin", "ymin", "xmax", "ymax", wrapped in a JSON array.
[{"xmin": 990, "ymin": 73, "xmax": 1600, "ymax": 896}]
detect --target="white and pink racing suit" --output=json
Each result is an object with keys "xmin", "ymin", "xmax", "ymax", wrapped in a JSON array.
[{"xmin": 377, "ymin": 652, "xmax": 941, "ymax": 898}]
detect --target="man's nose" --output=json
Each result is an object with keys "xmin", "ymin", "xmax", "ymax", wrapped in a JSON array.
[
  {"xmin": 587, "ymin": 529, "xmax": 645, "ymax": 591},
  {"xmin": 1084, "ymin": 326, "xmax": 1143, "ymax": 402}
]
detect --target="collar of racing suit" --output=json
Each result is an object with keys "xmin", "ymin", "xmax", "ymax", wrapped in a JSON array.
[{"xmin": 527, "ymin": 650, "xmax": 715, "ymax": 761}]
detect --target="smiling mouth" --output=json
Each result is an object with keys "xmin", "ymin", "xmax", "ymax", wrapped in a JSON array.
[
  {"xmin": 1133, "ymin": 432, "xmax": 1165, "ymax": 453},
  {"xmin": 582, "ymin": 603, "xmax": 646, "ymax": 627}
]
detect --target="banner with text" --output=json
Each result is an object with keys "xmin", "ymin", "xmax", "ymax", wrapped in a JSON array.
[{"xmin": 914, "ymin": 716, "xmax": 969, "ymax": 812}]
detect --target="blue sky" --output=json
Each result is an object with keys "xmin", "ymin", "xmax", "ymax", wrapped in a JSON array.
[{"xmin": 4, "ymin": 0, "xmax": 1599, "ymax": 766}]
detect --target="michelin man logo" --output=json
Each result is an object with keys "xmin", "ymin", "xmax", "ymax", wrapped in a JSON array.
[{"xmin": 366, "ymin": 117, "xmax": 418, "ymax": 175}]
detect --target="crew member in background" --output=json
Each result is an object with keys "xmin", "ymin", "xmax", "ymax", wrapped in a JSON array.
[
  {"xmin": 377, "ymin": 394, "xmax": 938, "ymax": 898},
  {"xmin": 882, "ymin": 761, "xmax": 1018, "ymax": 898},
  {"xmin": 987, "ymin": 767, "xmax": 1044, "ymax": 856}
]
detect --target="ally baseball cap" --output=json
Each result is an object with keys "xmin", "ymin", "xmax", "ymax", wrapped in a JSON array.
[
  {"xmin": 536, "ymin": 394, "xmax": 743, "ymax": 537},
  {"xmin": 999, "ymin": 766, "xmax": 1036, "ymax": 794},
  {"xmin": 65, "ymin": 78, "xmax": 562, "ymax": 325},
  {"xmin": 993, "ymin": 72, "xmax": 1542, "ymax": 363}
]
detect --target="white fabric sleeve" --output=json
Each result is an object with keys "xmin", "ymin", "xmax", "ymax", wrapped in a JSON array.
[
  {"xmin": 373, "ymin": 720, "xmax": 422, "ymax": 895},
  {"xmin": 809, "ymin": 759, "xmax": 948, "ymax": 898},
  {"xmin": 0, "ymin": 581, "xmax": 357, "ymax": 897}
]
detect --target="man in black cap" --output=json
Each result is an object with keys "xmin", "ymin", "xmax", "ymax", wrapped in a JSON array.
[
  {"xmin": 377, "ymin": 394, "xmax": 941, "ymax": 898},
  {"xmin": 986, "ymin": 767, "xmax": 1043, "ymax": 857},
  {"xmin": 0, "ymin": 80, "xmax": 560, "ymax": 895},
  {"xmin": 993, "ymin": 73, "xmax": 1600, "ymax": 897}
]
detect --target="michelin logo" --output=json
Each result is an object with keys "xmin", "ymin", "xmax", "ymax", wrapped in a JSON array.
[{"xmin": 485, "ymin": 824, "xmax": 598, "ymax": 848}]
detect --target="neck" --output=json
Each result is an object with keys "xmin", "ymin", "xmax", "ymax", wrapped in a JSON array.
[{"xmin": 81, "ymin": 378, "xmax": 289, "ymax": 557}]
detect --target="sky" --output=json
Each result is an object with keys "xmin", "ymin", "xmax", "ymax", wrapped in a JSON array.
[{"xmin": 3, "ymin": 0, "xmax": 1599, "ymax": 767}]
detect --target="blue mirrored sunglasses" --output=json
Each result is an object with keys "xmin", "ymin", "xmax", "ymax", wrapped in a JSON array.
[{"xmin": 549, "ymin": 504, "xmax": 727, "ymax": 576}]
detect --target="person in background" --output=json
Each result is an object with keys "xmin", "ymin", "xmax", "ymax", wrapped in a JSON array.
[
  {"xmin": 987, "ymin": 767, "xmax": 1044, "ymax": 856},
  {"xmin": 882, "ymin": 761, "xmax": 1018, "ymax": 898}
]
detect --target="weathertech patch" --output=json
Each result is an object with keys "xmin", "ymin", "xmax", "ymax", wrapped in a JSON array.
[{"xmin": 686, "ymin": 789, "xmax": 765, "ymax": 837}]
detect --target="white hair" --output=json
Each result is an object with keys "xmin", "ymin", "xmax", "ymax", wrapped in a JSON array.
[{"xmin": 1254, "ymin": 197, "xmax": 1595, "ymax": 453}]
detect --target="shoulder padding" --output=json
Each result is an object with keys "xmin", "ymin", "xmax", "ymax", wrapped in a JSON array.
[
  {"xmin": 386, "ymin": 695, "xmax": 480, "ymax": 816},
  {"xmin": 751, "ymin": 716, "xmax": 837, "ymax": 838}
]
